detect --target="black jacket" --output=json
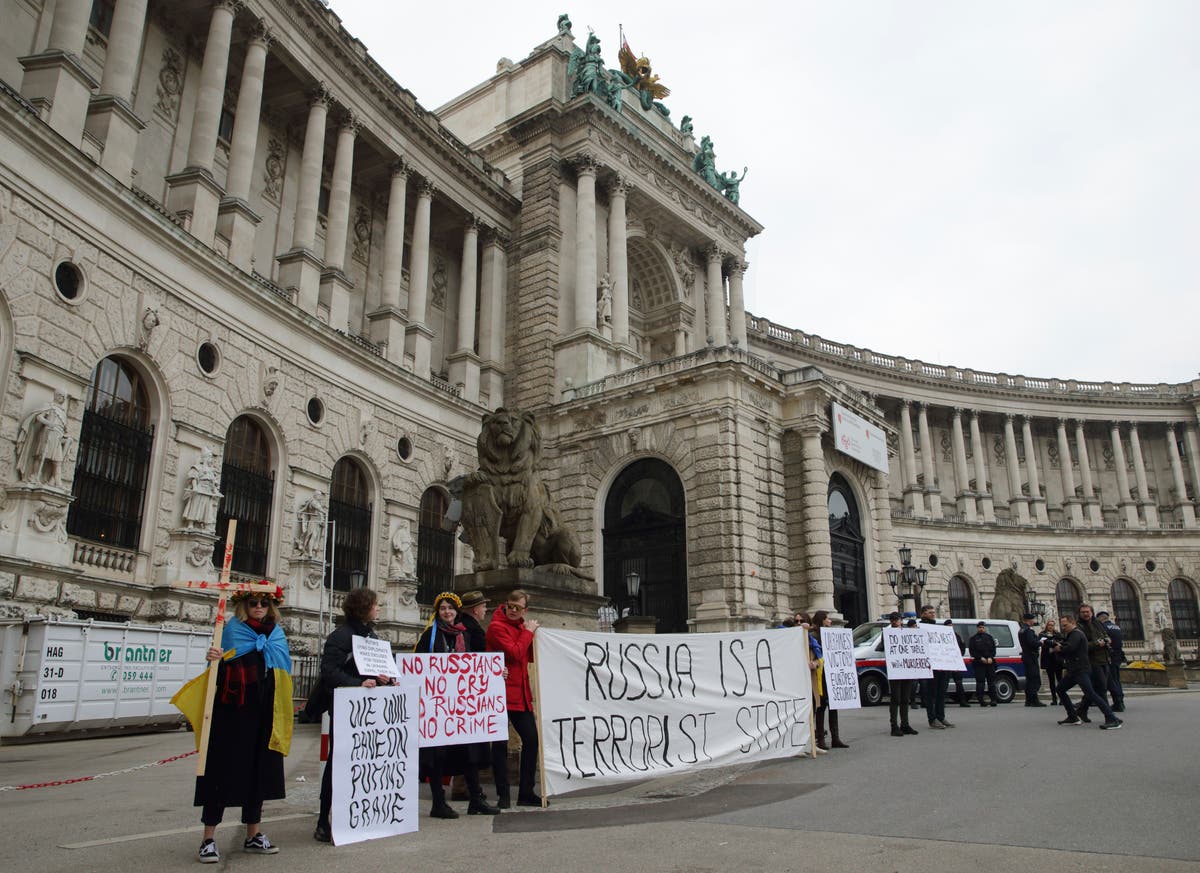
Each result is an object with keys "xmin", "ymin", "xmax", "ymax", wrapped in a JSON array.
[
  {"xmin": 1039, "ymin": 632, "xmax": 1063, "ymax": 669},
  {"xmin": 1018, "ymin": 624, "xmax": 1040, "ymax": 659},
  {"xmin": 1079, "ymin": 617, "xmax": 1111, "ymax": 667},
  {"xmin": 1103, "ymin": 620, "xmax": 1126, "ymax": 666},
  {"xmin": 460, "ymin": 612, "xmax": 487, "ymax": 653},
  {"xmin": 320, "ymin": 618, "xmax": 379, "ymax": 690},
  {"xmin": 969, "ymin": 631, "xmax": 997, "ymax": 661},
  {"xmin": 1059, "ymin": 627, "xmax": 1090, "ymax": 674}
]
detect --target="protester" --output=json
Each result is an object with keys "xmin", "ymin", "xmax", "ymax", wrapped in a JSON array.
[
  {"xmin": 446, "ymin": 590, "xmax": 496, "ymax": 802},
  {"xmin": 313, "ymin": 587, "xmax": 395, "ymax": 843},
  {"xmin": 968, "ymin": 621, "xmax": 998, "ymax": 706},
  {"xmin": 919, "ymin": 605, "xmax": 953, "ymax": 729},
  {"xmin": 1039, "ymin": 618, "xmax": 1063, "ymax": 705},
  {"xmin": 886, "ymin": 612, "xmax": 917, "ymax": 736},
  {"xmin": 177, "ymin": 586, "xmax": 292, "ymax": 863},
  {"xmin": 1074, "ymin": 604, "xmax": 1111, "ymax": 723},
  {"xmin": 945, "ymin": 619, "xmax": 971, "ymax": 706},
  {"xmin": 1054, "ymin": 614, "xmax": 1123, "ymax": 730},
  {"xmin": 1019, "ymin": 612, "xmax": 1046, "ymax": 706},
  {"xmin": 809, "ymin": 610, "xmax": 848, "ymax": 751},
  {"xmin": 1098, "ymin": 610, "xmax": 1126, "ymax": 712},
  {"xmin": 415, "ymin": 592, "xmax": 501, "ymax": 818},
  {"xmin": 486, "ymin": 589, "xmax": 542, "ymax": 807}
]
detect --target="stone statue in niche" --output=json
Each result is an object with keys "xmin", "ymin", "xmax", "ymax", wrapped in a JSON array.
[
  {"xmin": 14, "ymin": 392, "xmax": 71, "ymax": 488},
  {"xmin": 389, "ymin": 519, "xmax": 416, "ymax": 580},
  {"xmin": 138, "ymin": 307, "xmax": 160, "ymax": 350},
  {"xmin": 596, "ymin": 273, "xmax": 613, "ymax": 327},
  {"xmin": 181, "ymin": 448, "xmax": 222, "ymax": 531},
  {"xmin": 297, "ymin": 491, "xmax": 327, "ymax": 559}
]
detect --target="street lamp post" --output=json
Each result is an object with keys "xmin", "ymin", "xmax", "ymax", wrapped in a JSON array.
[
  {"xmin": 885, "ymin": 544, "xmax": 929, "ymax": 612},
  {"xmin": 1026, "ymin": 588, "xmax": 1047, "ymax": 620}
]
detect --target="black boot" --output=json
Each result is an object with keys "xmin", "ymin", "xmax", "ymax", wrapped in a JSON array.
[
  {"xmin": 468, "ymin": 797, "xmax": 500, "ymax": 815},
  {"xmin": 815, "ymin": 710, "xmax": 829, "ymax": 751},
  {"xmin": 430, "ymin": 803, "xmax": 459, "ymax": 819}
]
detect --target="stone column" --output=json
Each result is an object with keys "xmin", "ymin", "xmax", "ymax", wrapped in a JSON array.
[
  {"xmin": 166, "ymin": 0, "xmax": 238, "ymax": 244},
  {"xmin": 969, "ymin": 411, "xmax": 994, "ymax": 521},
  {"xmin": 1128, "ymin": 423, "xmax": 1158, "ymax": 527},
  {"xmin": 319, "ymin": 115, "xmax": 359, "ymax": 332},
  {"xmin": 917, "ymin": 403, "xmax": 942, "ymax": 519},
  {"xmin": 800, "ymin": 425, "xmax": 835, "ymax": 615},
  {"xmin": 447, "ymin": 218, "xmax": 482, "ymax": 402},
  {"xmin": 216, "ymin": 21, "xmax": 271, "ymax": 270},
  {"xmin": 1056, "ymin": 419, "xmax": 1084, "ymax": 527},
  {"xmin": 1110, "ymin": 422, "xmax": 1139, "ymax": 528},
  {"xmin": 898, "ymin": 400, "xmax": 926, "ymax": 516},
  {"xmin": 368, "ymin": 160, "xmax": 409, "ymax": 364},
  {"xmin": 19, "ymin": 0, "xmax": 97, "ymax": 144},
  {"xmin": 705, "ymin": 246, "xmax": 728, "ymax": 347},
  {"xmin": 950, "ymin": 408, "xmax": 976, "ymax": 521},
  {"xmin": 573, "ymin": 155, "xmax": 599, "ymax": 333},
  {"xmin": 1021, "ymin": 417, "xmax": 1048, "ymax": 525},
  {"xmin": 1166, "ymin": 425, "xmax": 1197, "ymax": 528},
  {"xmin": 276, "ymin": 86, "xmax": 330, "ymax": 314},
  {"xmin": 477, "ymin": 231, "xmax": 508, "ymax": 408},
  {"xmin": 405, "ymin": 179, "xmax": 436, "ymax": 378},
  {"xmin": 1074, "ymin": 422, "xmax": 1102, "ymax": 527},
  {"xmin": 607, "ymin": 176, "xmax": 630, "ymax": 347},
  {"xmin": 1186, "ymin": 426, "xmax": 1200, "ymax": 520},
  {"xmin": 1003, "ymin": 414, "xmax": 1030, "ymax": 524},
  {"xmin": 84, "ymin": 0, "xmax": 149, "ymax": 184},
  {"xmin": 727, "ymin": 257, "xmax": 748, "ymax": 350}
]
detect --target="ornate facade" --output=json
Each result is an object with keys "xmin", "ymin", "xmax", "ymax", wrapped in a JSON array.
[{"xmin": 1, "ymin": 2, "xmax": 1197, "ymax": 660}]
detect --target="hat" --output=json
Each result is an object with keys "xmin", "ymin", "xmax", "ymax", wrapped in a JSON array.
[
  {"xmin": 459, "ymin": 590, "xmax": 488, "ymax": 609},
  {"xmin": 1022, "ymin": 612, "xmax": 1036, "ymax": 620},
  {"xmin": 888, "ymin": 611, "xmax": 902, "ymax": 621},
  {"xmin": 976, "ymin": 621, "xmax": 987, "ymax": 628},
  {"xmin": 943, "ymin": 619, "xmax": 953, "ymax": 626},
  {"xmin": 905, "ymin": 619, "xmax": 918, "ymax": 628},
  {"xmin": 1096, "ymin": 610, "xmax": 1110, "ymax": 618},
  {"xmin": 231, "ymin": 583, "xmax": 285, "ymax": 605}
]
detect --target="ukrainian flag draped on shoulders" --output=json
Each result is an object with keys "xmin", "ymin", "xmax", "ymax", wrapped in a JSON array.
[{"xmin": 171, "ymin": 618, "xmax": 294, "ymax": 756}]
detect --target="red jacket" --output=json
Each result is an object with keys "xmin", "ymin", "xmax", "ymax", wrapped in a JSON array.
[{"xmin": 485, "ymin": 604, "xmax": 535, "ymax": 712}]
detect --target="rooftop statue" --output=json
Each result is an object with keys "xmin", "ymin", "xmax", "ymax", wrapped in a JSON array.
[
  {"xmin": 567, "ymin": 33, "xmax": 612, "ymax": 101},
  {"xmin": 613, "ymin": 38, "xmax": 671, "ymax": 117},
  {"xmin": 557, "ymin": 13, "xmax": 573, "ymax": 36},
  {"xmin": 720, "ymin": 166, "xmax": 748, "ymax": 205},
  {"xmin": 680, "ymin": 114, "xmax": 694, "ymax": 135},
  {"xmin": 692, "ymin": 135, "xmax": 721, "ymax": 190}
]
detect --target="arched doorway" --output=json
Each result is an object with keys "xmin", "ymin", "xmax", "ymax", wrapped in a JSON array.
[
  {"xmin": 214, "ymin": 415, "xmax": 275, "ymax": 576},
  {"xmin": 1055, "ymin": 578, "xmax": 1083, "ymax": 620},
  {"xmin": 329, "ymin": 457, "xmax": 373, "ymax": 591},
  {"xmin": 948, "ymin": 575, "xmax": 975, "ymax": 618},
  {"xmin": 603, "ymin": 459, "xmax": 688, "ymax": 633},
  {"xmin": 828, "ymin": 473, "xmax": 868, "ymax": 627}
]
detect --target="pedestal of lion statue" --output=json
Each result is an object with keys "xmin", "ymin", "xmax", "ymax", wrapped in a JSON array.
[{"xmin": 453, "ymin": 567, "xmax": 608, "ymax": 630}]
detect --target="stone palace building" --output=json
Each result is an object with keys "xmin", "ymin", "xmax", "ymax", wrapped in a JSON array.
[{"xmin": 1, "ymin": 1, "xmax": 1197, "ymax": 660}]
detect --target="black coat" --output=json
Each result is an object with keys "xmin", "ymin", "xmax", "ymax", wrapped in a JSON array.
[
  {"xmin": 1019, "ymin": 624, "xmax": 1040, "ymax": 659},
  {"xmin": 1079, "ymin": 617, "xmax": 1111, "ymax": 667},
  {"xmin": 460, "ymin": 612, "xmax": 487, "ymax": 653},
  {"xmin": 969, "ymin": 632, "xmax": 997, "ymax": 661},
  {"xmin": 1039, "ymin": 632, "xmax": 1063, "ymax": 669},
  {"xmin": 1059, "ymin": 627, "xmax": 1090, "ymax": 674}
]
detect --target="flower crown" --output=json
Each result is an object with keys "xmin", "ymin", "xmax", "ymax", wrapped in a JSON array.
[
  {"xmin": 231, "ymin": 583, "xmax": 285, "ymax": 605},
  {"xmin": 434, "ymin": 591, "xmax": 462, "ymax": 608}
]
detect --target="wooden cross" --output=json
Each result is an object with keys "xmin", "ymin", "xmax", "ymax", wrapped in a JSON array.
[{"xmin": 170, "ymin": 520, "xmax": 281, "ymax": 774}]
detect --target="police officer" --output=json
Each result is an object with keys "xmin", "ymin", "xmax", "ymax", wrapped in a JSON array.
[
  {"xmin": 1098, "ymin": 610, "xmax": 1126, "ymax": 712},
  {"xmin": 1019, "ymin": 612, "xmax": 1046, "ymax": 706},
  {"xmin": 968, "ymin": 621, "xmax": 998, "ymax": 706}
]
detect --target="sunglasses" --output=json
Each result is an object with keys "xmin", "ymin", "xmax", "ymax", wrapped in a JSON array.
[
  {"xmin": 244, "ymin": 598, "xmax": 272, "ymax": 608},
  {"xmin": 505, "ymin": 603, "xmax": 526, "ymax": 612}
]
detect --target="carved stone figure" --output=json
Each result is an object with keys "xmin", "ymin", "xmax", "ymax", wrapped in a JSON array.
[
  {"xmin": 389, "ymin": 519, "xmax": 416, "ymax": 580},
  {"xmin": 14, "ymin": 392, "xmax": 71, "ymax": 488},
  {"xmin": 989, "ymin": 568, "xmax": 1028, "ymax": 622},
  {"xmin": 1162, "ymin": 626, "xmax": 1181, "ymax": 662},
  {"xmin": 297, "ymin": 491, "xmax": 327, "ymax": 559},
  {"xmin": 459, "ymin": 408, "xmax": 589, "ymax": 577},
  {"xmin": 596, "ymin": 273, "xmax": 613, "ymax": 326},
  {"xmin": 181, "ymin": 448, "xmax": 222, "ymax": 531},
  {"xmin": 1153, "ymin": 600, "xmax": 1167, "ymax": 629},
  {"xmin": 138, "ymin": 307, "xmax": 160, "ymax": 350},
  {"xmin": 567, "ymin": 33, "xmax": 610, "ymax": 101}
]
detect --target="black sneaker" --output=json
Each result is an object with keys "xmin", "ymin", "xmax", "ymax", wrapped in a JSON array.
[
  {"xmin": 901, "ymin": 725, "xmax": 919, "ymax": 735},
  {"xmin": 430, "ymin": 803, "xmax": 459, "ymax": 819},
  {"xmin": 244, "ymin": 832, "xmax": 279, "ymax": 854},
  {"xmin": 516, "ymin": 793, "xmax": 544, "ymax": 807},
  {"xmin": 1100, "ymin": 719, "xmax": 1123, "ymax": 730},
  {"xmin": 890, "ymin": 726, "xmax": 903, "ymax": 737},
  {"xmin": 198, "ymin": 838, "xmax": 220, "ymax": 864},
  {"xmin": 1077, "ymin": 713, "xmax": 1092, "ymax": 723},
  {"xmin": 1057, "ymin": 716, "xmax": 1082, "ymax": 726}
]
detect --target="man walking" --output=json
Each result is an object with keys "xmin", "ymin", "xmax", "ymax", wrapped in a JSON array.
[
  {"xmin": 1074, "ymin": 604, "xmax": 1111, "ymax": 723},
  {"xmin": 969, "ymin": 621, "xmax": 998, "ymax": 706},
  {"xmin": 1099, "ymin": 610, "xmax": 1126, "ymax": 713},
  {"xmin": 920, "ymin": 605, "xmax": 953, "ymax": 729},
  {"xmin": 1019, "ymin": 612, "xmax": 1046, "ymax": 706},
  {"xmin": 886, "ymin": 612, "xmax": 918, "ymax": 737},
  {"xmin": 1054, "ymin": 614, "xmax": 1122, "ymax": 730}
]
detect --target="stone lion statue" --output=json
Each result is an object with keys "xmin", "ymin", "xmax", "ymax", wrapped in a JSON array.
[
  {"xmin": 989, "ymin": 568, "xmax": 1028, "ymax": 621},
  {"xmin": 459, "ymin": 407, "xmax": 589, "ymax": 578}
]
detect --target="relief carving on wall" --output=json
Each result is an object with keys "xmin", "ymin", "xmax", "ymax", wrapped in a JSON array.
[
  {"xmin": 430, "ymin": 255, "xmax": 447, "ymax": 309},
  {"xmin": 352, "ymin": 205, "xmax": 372, "ymax": 263},
  {"xmin": 155, "ymin": 47, "xmax": 184, "ymax": 120},
  {"xmin": 263, "ymin": 138, "xmax": 285, "ymax": 200}
]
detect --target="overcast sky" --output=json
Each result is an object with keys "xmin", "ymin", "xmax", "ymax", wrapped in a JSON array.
[{"xmin": 329, "ymin": 1, "xmax": 1198, "ymax": 385}]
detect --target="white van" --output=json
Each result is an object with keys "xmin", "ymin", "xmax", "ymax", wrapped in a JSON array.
[{"xmin": 851, "ymin": 618, "xmax": 1027, "ymax": 705}]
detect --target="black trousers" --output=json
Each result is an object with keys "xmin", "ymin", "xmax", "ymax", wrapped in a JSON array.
[
  {"xmin": 493, "ymin": 710, "xmax": 539, "ymax": 799},
  {"xmin": 317, "ymin": 717, "xmax": 335, "ymax": 828},
  {"xmin": 973, "ymin": 662, "xmax": 997, "ymax": 702},
  {"xmin": 1023, "ymin": 656, "xmax": 1041, "ymax": 702},
  {"xmin": 888, "ymin": 679, "xmax": 913, "ymax": 727},
  {"xmin": 1045, "ymin": 665, "xmax": 1063, "ymax": 702},
  {"xmin": 201, "ymin": 798, "xmax": 263, "ymax": 827},
  {"xmin": 1076, "ymin": 664, "xmax": 1110, "ymax": 717}
]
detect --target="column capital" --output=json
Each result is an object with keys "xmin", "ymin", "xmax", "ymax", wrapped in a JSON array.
[
  {"xmin": 969, "ymin": 408, "xmax": 983, "ymax": 421},
  {"xmin": 389, "ymin": 157, "xmax": 411, "ymax": 178},
  {"xmin": 1128, "ymin": 421, "xmax": 1141, "ymax": 434},
  {"xmin": 464, "ymin": 214, "xmax": 482, "ymax": 233},
  {"xmin": 1057, "ymin": 418, "xmax": 1070, "ymax": 429},
  {"xmin": 900, "ymin": 398, "xmax": 913, "ymax": 409},
  {"xmin": 917, "ymin": 400, "xmax": 932, "ymax": 413},
  {"xmin": 1166, "ymin": 422, "xmax": 1179, "ymax": 436},
  {"xmin": 482, "ymin": 226, "xmax": 510, "ymax": 249},
  {"xmin": 336, "ymin": 111, "xmax": 362, "ymax": 137},
  {"xmin": 248, "ymin": 18, "xmax": 275, "ymax": 48},
  {"xmin": 1110, "ymin": 420, "xmax": 1125, "ymax": 433},
  {"xmin": 725, "ymin": 256, "xmax": 747, "ymax": 276},
  {"xmin": 1004, "ymin": 412, "xmax": 1015, "ymax": 423},
  {"xmin": 571, "ymin": 152, "xmax": 600, "ymax": 175},
  {"xmin": 416, "ymin": 178, "xmax": 436, "ymax": 198},
  {"xmin": 213, "ymin": 0, "xmax": 244, "ymax": 14},
  {"xmin": 608, "ymin": 175, "xmax": 633, "ymax": 197},
  {"xmin": 308, "ymin": 81, "xmax": 332, "ymax": 109},
  {"xmin": 951, "ymin": 407, "xmax": 964, "ymax": 420},
  {"xmin": 704, "ymin": 243, "xmax": 726, "ymax": 264}
]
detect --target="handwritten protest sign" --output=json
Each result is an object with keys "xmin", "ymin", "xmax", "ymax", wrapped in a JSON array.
[
  {"xmin": 396, "ymin": 652, "xmax": 507, "ymax": 747},
  {"xmin": 819, "ymin": 627, "xmax": 861, "ymax": 710},
  {"xmin": 883, "ymin": 627, "xmax": 933, "ymax": 680},
  {"xmin": 534, "ymin": 628, "xmax": 811, "ymax": 797},
  {"xmin": 331, "ymin": 685, "xmax": 418, "ymax": 846},
  {"xmin": 922, "ymin": 624, "xmax": 967, "ymax": 672},
  {"xmin": 352, "ymin": 635, "xmax": 400, "ymax": 680}
]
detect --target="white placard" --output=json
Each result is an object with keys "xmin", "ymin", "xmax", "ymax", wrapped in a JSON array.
[
  {"xmin": 819, "ymin": 627, "xmax": 861, "ymax": 710},
  {"xmin": 535, "ymin": 627, "xmax": 812, "ymax": 797},
  {"xmin": 396, "ymin": 652, "xmax": 507, "ymax": 747},
  {"xmin": 352, "ymin": 636, "xmax": 400, "ymax": 680},
  {"xmin": 832, "ymin": 402, "xmax": 889, "ymax": 474},
  {"xmin": 883, "ymin": 627, "xmax": 934, "ymax": 680},
  {"xmin": 331, "ymin": 685, "xmax": 419, "ymax": 846},
  {"xmin": 922, "ymin": 624, "xmax": 967, "ymax": 672}
]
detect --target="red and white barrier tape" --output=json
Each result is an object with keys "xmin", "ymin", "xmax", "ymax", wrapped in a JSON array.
[{"xmin": 0, "ymin": 749, "xmax": 197, "ymax": 792}]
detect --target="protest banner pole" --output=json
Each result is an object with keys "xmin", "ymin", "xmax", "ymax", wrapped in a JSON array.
[
  {"xmin": 807, "ymin": 630, "xmax": 817, "ymax": 759},
  {"xmin": 195, "ymin": 519, "xmax": 236, "ymax": 776},
  {"xmin": 530, "ymin": 631, "xmax": 548, "ymax": 807}
]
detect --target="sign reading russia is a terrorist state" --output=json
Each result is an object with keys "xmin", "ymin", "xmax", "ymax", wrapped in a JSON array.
[{"xmin": 535, "ymin": 627, "xmax": 812, "ymax": 797}]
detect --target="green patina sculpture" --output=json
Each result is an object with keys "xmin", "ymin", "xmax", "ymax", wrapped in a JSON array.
[
  {"xmin": 557, "ymin": 13, "xmax": 573, "ymax": 36},
  {"xmin": 680, "ymin": 114, "xmax": 694, "ymax": 135},
  {"xmin": 567, "ymin": 33, "xmax": 611, "ymax": 101},
  {"xmin": 720, "ymin": 166, "xmax": 748, "ymax": 205},
  {"xmin": 692, "ymin": 135, "xmax": 720, "ymax": 189}
]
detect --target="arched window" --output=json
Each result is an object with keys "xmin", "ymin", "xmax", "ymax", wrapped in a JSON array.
[
  {"xmin": 948, "ymin": 576, "xmax": 974, "ymax": 618},
  {"xmin": 1055, "ymin": 578, "xmax": 1082, "ymax": 620},
  {"xmin": 1110, "ymin": 579, "xmax": 1143, "ymax": 642},
  {"xmin": 329, "ymin": 458, "xmax": 372, "ymax": 591},
  {"xmin": 1168, "ymin": 579, "xmax": 1200, "ymax": 639},
  {"xmin": 67, "ymin": 357, "xmax": 153, "ymax": 549},
  {"xmin": 417, "ymin": 487, "xmax": 454, "ymax": 606},
  {"xmin": 827, "ymin": 474, "xmax": 868, "ymax": 627},
  {"xmin": 213, "ymin": 416, "xmax": 274, "ymax": 576}
]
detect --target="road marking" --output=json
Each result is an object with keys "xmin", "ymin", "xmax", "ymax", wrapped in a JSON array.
[{"xmin": 59, "ymin": 813, "xmax": 312, "ymax": 849}]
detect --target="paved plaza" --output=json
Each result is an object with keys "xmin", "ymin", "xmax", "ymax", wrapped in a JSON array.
[{"xmin": 2, "ymin": 687, "xmax": 1197, "ymax": 873}]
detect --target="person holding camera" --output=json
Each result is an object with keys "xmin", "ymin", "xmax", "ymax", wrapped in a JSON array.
[
  {"xmin": 1054, "ymin": 614, "xmax": 1122, "ymax": 729},
  {"xmin": 1073, "ymin": 604, "xmax": 1112, "ymax": 723}
]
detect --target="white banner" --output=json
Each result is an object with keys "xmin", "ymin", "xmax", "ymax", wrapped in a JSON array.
[
  {"xmin": 922, "ymin": 624, "xmax": 967, "ymax": 672},
  {"xmin": 396, "ymin": 652, "xmax": 507, "ymax": 747},
  {"xmin": 535, "ymin": 627, "xmax": 812, "ymax": 797},
  {"xmin": 352, "ymin": 636, "xmax": 400, "ymax": 680},
  {"xmin": 331, "ymin": 686, "xmax": 419, "ymax": 846},
  {"xmin": 832, "ymin": 401, "xmax": 888, "ymax": 473},
  {"xmin": 883, "ymin": 627, "xmax": 933, "ymax": 679},
  {"xmin": 819, "ymin": 627, "xmax": 861, "ymax": 710}
]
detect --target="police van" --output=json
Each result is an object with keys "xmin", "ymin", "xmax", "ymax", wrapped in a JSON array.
[{"xmin": 851, "ymin": 618, "xmax": 1027, "ymax": 705}]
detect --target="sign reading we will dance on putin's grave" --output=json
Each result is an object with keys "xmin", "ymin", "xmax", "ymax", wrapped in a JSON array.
[{"xmin": 535, "ymin": 627, "xmax": 812, "ymax": 797}]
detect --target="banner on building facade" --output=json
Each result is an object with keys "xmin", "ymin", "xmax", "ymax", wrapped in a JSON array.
[
  {"xmin": 534, "ymin": 627, "xmax": 812, "ymax": 797},
  {"xmin": 396, "ymin": 652, "xmax": 507, "ymax": 747},
  {"xmin": 922, "ymin": 624, "xmax": 967, "ymax": 672},
  {"xmin": 832, "ymin": 402, "xmax": 888, "ymax": 473},
  {"xmin": 883, "ymin": 627, "xmax": 934, "ymax": 679},
  {"xmin": 819, "ymin": 627, "xmax": 861, "ymax": 710}
]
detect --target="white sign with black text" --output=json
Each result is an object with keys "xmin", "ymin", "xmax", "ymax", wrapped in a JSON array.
[
  {"xmin": 819, "ymin": 627, "xmax": 861, "ymax": 710},
  {"xmin": 352, "ymin": 635, "xmax": 401, "ymax": 681},
  {"xmin": 831, "ymin": 401, "xmax": 888, "ymax": 474},
  {"xmin": 921, "ymin": 624, "xmax": 967, "ymax": 673},
  {"xmin": 883, "ymin": 627, "xmax": 934, "ymax": 680}
]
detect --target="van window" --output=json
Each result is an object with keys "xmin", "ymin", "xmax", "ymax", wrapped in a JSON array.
[
  {"xmin": 987, "ymin": 624, "xmax": 1014, "ymax": 647},
  {"xmin": 853, "ymin": 623, "xmax": 883, "ymax": 648}
]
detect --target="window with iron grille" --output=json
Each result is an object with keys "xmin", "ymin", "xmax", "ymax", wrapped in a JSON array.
[
  {"xmin": 1110, "ymin": 578, "xmax": 1144, "ymax": 641},
  {"xmin": 67, "ymin": 357, "xmax": 153, "ymax": 549},
  {"xmin": 417, "ymin": 487, "xmax": 453, "ymax": 606},
  {"xmin": 1168, "ymin": 578, "xmax": 1199, "ymax": 639},
  {"xmin": 948, "ymin": 575, "xmax": 974, "ymax": 618},
  {"xmin": 329, "ymin": 457, "xmax": 372, "ymax": 591},
  {"xmin": 1055, "ymin": 578, "xmax": 1082, "ymax": 621},
  {"xmin": 213, "ymin": 416, "xmax": 274, "ymax": 576}
]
